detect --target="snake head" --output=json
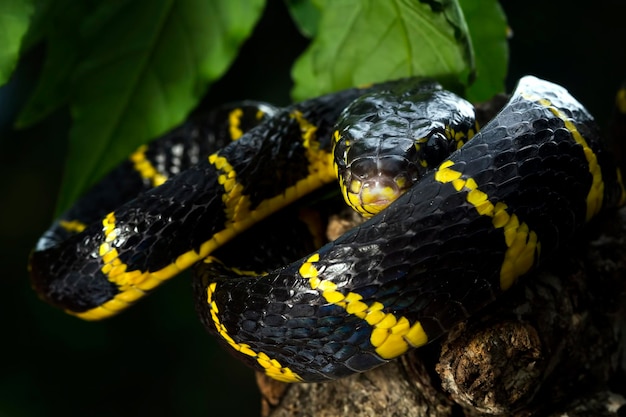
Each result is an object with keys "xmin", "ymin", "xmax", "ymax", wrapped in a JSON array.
[
  {"xmin": 333, "ymin": 80, "xmax": 476, "ymax": 218},
  {"xmin": 335, "ymin": 138, "xmax": 420, "ymax": 216}
]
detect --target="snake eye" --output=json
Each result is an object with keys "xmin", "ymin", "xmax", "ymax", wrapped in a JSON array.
[{"xmin": 423, "ymin": 131, "xmax": 453, "ymax": 165}]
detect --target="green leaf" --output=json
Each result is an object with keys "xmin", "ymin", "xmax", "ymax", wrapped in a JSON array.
[
  {"xmin": 284, "ymin": 0, "xmax": 321, "ymax": 38},
  {"xmin": 0, "ymin": 0, "xmax": 35, "ymax": 86},
  {"xmin": 291, "ymin": 0, "xmax": 474, "ymax": 100},
  {"xmin": 20, "ymin": 0, "xmax": 52, "ymax": 50},
  {"xmin": 459, "ymin": 0, "xmax": 508, "ymax": 102},
  {"xmin": 15, "ymin": 31, "xmax": 78, "ymax": 127},
  {"xmin": 16, "ymin": 0, "xmax": 95, "ymax": 128},
  {"xmin": 55, "ymin": 0, "xmax": 265, "ymax": 213}
]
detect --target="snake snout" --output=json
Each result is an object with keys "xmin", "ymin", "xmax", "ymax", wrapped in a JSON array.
[{"xmin": 343, "ymin": 156, "xmax": 416, "ymax": 216}]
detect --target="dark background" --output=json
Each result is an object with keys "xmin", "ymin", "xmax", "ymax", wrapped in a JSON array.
[{"xmin": 2, "ymin": 1, "xmax": 626, "ymax": 416}]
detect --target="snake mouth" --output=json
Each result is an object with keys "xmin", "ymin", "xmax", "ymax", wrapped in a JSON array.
[{"xmin": 345, "ymin": 175, "xmax": 409, "ymax": 216}]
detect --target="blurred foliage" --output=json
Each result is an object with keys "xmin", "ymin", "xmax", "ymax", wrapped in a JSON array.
[
  {"xmin": 3, "ymin": 1, "xmax": 626, "ymax": 417},
  {"xmin": 0, "ymin": 0, "xmax": 33, "ymax": 83}
]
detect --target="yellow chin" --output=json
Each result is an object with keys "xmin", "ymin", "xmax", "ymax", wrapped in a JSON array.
[{"xmin": 344, "ymin": 182, "xmax": 402, "ymax": 217}]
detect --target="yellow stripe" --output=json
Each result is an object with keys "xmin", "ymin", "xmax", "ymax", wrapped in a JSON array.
[
  {"xmin": 129, "ymin": 145, "xmax": 168, "ymax": 187},
  {"xmin": 209, "ymin": 153, "xmax": 252, "ymax": 224},
  {"xmin": 228, "ymin": 108, "xmax": 244, "ymax": 140},
  {"xmin": 290, "ymin": 110, "xmax": 335, "ymax": 178},
  {"xmin": 523, "ymin": 94, "xmax": 604, "ymax": 221},
  {"xmin": 434, "ymin": 160, "xmax": 540, "ymax": 290},
  {"xmin": 59, "ymin": 220, "xmax": 87, "ymax": 233},
  {"xmin": 299, "ymin": 254, "xmax": 428, "ymax": 359},
  {"xmin": 206, "ymin": 281, "xmax": 302, "ymax": 382}
]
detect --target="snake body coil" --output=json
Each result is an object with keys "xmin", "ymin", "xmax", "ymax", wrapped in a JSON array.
[{"xmin": 29, "ymin": 76, "xmax": 625, "ymax": 382}]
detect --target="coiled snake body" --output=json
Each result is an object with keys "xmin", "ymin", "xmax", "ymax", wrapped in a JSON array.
[{"xmin": 29, "ymin": 76, "xmax": 625, "ymax": 382}]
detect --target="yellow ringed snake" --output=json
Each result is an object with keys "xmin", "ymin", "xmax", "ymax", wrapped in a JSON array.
[{"xmin": 29, "ymin": 76, "xmax": 626, "ymax": 382}]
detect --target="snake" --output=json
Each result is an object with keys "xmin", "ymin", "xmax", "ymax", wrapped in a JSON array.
[{"xmin": 29, "ymin": 76, "xmax": 626, "ymax": 383}]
